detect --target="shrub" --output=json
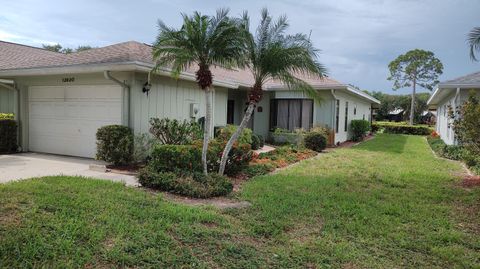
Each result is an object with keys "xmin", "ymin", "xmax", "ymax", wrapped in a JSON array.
[
  {"xmin": 149, "ymin": 144, "xmax": 202, "ymax": 174},
  {"xmin": 149, "ymin": 118, "xmax": 202, "ymax": 145},
  {"xmin": 450, "ymin": 92, "xmax": 480, "ymax": 157},
  {"xmin": 270, "ymin": 128, "xmax": 304, "ymax": 147},
  {"xmin": 442, "ymin": 145, "xmax": 466, "ymax": 161},
  {"xmin": 372, "ymin": 122, "xmax": 431, "ymax": 135},
  {"xmin": 138, "ymin": 168, "xmax": 233, "ymax": 198},
  {"xmin": 206, "ymin": 139, "xmax": 253, "ymax": 176},
  {"xmin": 304, "ymin": 132, "xmax": 327, "ymax": 152},
  {"xmin": 149, "ymin": 139, "xmax": 253, "ymax": 177},
  {"xmin": 0, "ymin": 113, "xmax": 14, "ymax": 120},
  {"xmin": 251, "ymin": 133, "xmax": 263, "ymax": 150},
  {"xmin": 216, "ymin": 125, "xmax": 252, "ymax": 145},
  {"xmin": 0, "ymin": 119, "xmax": 17, "ymax": 153},
  {"xmin": 96, "ymin": 125, "xmax": 134, "ymax": 165},
  {"xmin": 350, "ymin": 120, "xmax": 370, "ymax": 141},
  {"xmin": 242, "ymin": 163, "xmax": 275, "ymax": 177},
  {"xmin": 133, "ymin": 133, "xmax": 156, "ymax": 163}
]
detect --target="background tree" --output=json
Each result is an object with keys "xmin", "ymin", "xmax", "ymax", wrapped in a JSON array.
[
  {"xmin": 152, "ymin": 9, "xmax": 246, "ymax": 175},
  {"xmin": 388, "ymin": 49, "xmax": 443, "ymax": 125},
  {"xmin": 42, "ymin": 44, "xmax": 63, "ymax": 52},
  {"xmin": 42, "ymin": 44, "xmax": 94, "ymax": 54},
  {"xmin": 218, "ymin": 9, "xmax": 327, "ymax": 175},
  {"xmin": 468, "ymin": 26, "xmax": 480, "ymax": 61},
  {"xmin": 366, "ymin": 91, "xmax": 431, "ymax": 123}
]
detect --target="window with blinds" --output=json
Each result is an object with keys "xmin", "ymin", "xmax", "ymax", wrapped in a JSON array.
[{"xmin": 270, "ymin": 99, "xmax": 313, "ymax": 131}]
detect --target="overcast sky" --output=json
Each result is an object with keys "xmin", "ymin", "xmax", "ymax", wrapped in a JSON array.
[{"xmin": 0, "ymin": 0, "xmax": 478, "ymax": 93}]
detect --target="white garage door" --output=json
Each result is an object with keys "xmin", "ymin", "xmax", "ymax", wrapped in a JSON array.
[{"xmin": 29, "ymin": 85, "xmax": 123, "ymax": 158}]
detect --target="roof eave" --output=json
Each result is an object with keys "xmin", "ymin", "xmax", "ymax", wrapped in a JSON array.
[{"xmin": 0, "ymin": 61, "xmax": 242, "ymax": 89}]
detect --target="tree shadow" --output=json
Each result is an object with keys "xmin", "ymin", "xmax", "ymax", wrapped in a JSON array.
[{"xmin": 354, "ymin": 134, "xmax": 408, "ymax": 154}]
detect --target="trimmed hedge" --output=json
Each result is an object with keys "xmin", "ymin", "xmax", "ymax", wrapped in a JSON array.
[
  {"xmin": 0, "ymin": 119, "xmax": 17, "ymax": 153},
  {"xmin": 350, "ymin": 120, "xmax": 370, "ymax": 141},
  {"xmin": 372, "ymin": 122, "xmax": 431, "ymax": 135},
  {"xmin": 96, "ymin": 125, "xmax": 134, "ymax": 165}
]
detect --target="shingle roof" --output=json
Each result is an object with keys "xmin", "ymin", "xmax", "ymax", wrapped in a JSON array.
[
  {"xmin": 0, "ymin": 40, "xmax": 345, "ymax": 89},
  {"xmin": 0, "ymin": 40, "xmax": 61, "ymax": 69},
  {"xmin": 439, "ymin": 71, "xmax": 480, "ymax": 86}
]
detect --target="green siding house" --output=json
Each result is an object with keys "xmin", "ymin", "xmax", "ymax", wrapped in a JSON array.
[{"xmin": 0, "ymin": 40, "xmax": 379, "ymax": 158}]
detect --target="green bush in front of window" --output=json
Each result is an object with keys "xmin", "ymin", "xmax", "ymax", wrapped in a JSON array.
[{"xmin": 350, "ymin": 120, "xmax": 370, "ymax": 141}]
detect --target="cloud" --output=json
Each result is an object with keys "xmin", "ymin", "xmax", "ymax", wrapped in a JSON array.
[{"xmin": 0, "ymin": 0, "xmax": 478, "ymax": 92}]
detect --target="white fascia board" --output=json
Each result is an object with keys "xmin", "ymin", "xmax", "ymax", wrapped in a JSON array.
[
  {"xmin": 426, "ymin": 87, "xmax": 440, "ymax": 105},
  {"xmin": 0, "ymin": 61, "xmax": 242, "ymax": 89}
]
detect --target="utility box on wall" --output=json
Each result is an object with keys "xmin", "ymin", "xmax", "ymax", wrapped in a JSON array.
[{"xmin": 190, "ymin": 103, "xmax": 199, "ymax": 118}]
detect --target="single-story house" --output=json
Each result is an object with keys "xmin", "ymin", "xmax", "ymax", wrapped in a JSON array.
[
  {"xmin": 0, "ymin": 40, "xmax": 380, "ymax": 158},
  {"xmin": 427, "ymin": 71, "xmax": 480, "ymax": 145}
]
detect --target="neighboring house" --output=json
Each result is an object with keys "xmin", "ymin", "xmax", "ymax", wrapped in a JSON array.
[
  {"xmin": 420, "ymin": 110, "xmax": 436, "ymax": 125},
  {"xmin": 427, "ymin": 71, "xmax": 480, "ymax": 145},
  {"xmin": 387, "ymin": 108, "xmax": 404, "ymax": 122},
  {"xmin": 0, "ymin": 40, "xmax": 380, "ymax": 158}
]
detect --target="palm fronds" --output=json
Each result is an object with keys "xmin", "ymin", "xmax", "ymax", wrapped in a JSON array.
[{"xmin": 468, "ymin": 27, "xmax": 480, "ymax": 61}]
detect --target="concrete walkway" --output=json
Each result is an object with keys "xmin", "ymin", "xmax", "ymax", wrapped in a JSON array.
[{"xmin": 0, "ymin": 153, "xmax": 139, "ymax": 186}]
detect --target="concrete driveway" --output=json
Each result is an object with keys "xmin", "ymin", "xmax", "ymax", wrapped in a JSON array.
[{"xmin": 0, "ymin": 153, "xmax": 138, "ymax": 186}]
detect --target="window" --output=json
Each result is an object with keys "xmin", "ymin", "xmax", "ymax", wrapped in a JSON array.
[
  {"xmin": 270, "ymin": 99, "xmax": 313, "ymax": 131},
  {"xmin": 362, "ymin": 114, "xmax": 365, "ymax": 120},
  {"xmin": 344, "ymin": 101, "xmax": 349, "ymax": 132},
  {"xmin": 354, "ymin": 105, "xmax": 357, "ymax": 115},
  {"xmin": 335, "ymin": 99, "xmax": 340, "ymax": 133},
  {"xmin": 227, "ymin": 100, "xmax": 235, "ymax": 124}
]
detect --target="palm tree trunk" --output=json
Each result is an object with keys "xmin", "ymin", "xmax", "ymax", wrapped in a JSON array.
[
  {"xmin": 409, "ymin": 79, "xmax": 416, "ymax": 125},
  {"xmin": 218, "ymin": 102, "xmax": 255, "ymax": 175},
  {"xmin": 202, "ymin": 88, "xmax": 212, "ymax": 175}
]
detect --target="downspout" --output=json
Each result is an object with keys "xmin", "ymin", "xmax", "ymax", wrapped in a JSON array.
[
  {"xmin": 331, "ymin": 89, "xmax": 338, "ymax": 145},
  {"xmin": 104, "ymin": 71, "xmax": 130, "ymax": 127}
]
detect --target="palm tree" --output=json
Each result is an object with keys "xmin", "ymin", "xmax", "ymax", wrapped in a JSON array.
[
  {"xmin": 218, "ymin": 9, "xmax": 327, "ymax": 175},
  {"xmin": 153, "ymin": 9, "xmax": 246, "ymax": 175},
  {"xmin": 468, "ymin": 27, "xmax": 480, "ymax": 61}
]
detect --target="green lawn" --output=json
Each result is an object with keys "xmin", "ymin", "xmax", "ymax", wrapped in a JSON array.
[{"xmin": 1, "ymin": 134, "xmax": 479, "ymax": 268}]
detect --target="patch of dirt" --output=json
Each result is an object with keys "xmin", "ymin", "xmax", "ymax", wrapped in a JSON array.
[
  {"xmin": 161, "ymin": 192, "xmax": 251, "ymax": 210},
  {"xmin": 0, "ymin": 209, "xmax": 21, "ymax": 226},
  {"xmin": 286, "ymin": 216, "xmax": 324, "ymax": 244},
  {"xmin": 461, "ymin": 175, "xmax": 480, "ymax": 188},
  {"xmin": 106, "ymin": 163, "xmax": 143, "ymax": 175},
  {"xmin": 327, "ymin": 135, "xmax": 375, "ymax": 150}
]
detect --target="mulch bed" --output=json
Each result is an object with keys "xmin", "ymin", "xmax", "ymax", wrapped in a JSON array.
[{"xmin": 461, "ymin": 175, "xmax": 480, "ymax": 188}]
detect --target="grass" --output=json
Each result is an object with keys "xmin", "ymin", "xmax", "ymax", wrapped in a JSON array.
[{"xmin": 1, "ymin": 134, "xmax": 479, "ymax": 268}]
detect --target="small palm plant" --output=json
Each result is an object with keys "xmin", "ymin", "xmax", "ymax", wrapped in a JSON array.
[
  {"xmin": 218, "ymin": 9, "xmax": 327, "ymax": 175},
  {"xmin": 153, "ymin": 9, "xmax": 246, "ymax": 175},
  {"xmin": 468, "ymin": 26, "xmax": 480, "ymax": 61}
]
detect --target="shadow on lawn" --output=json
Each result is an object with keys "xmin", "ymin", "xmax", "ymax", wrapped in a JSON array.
[{"xmin": 354, "ymin": 134, "xmax": 408, "ymax": 154}]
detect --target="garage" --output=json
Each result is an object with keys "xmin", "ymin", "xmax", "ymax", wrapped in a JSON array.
[{"xmin": 28, "ymin": 85, "xmax": 123, "ymax": 158}]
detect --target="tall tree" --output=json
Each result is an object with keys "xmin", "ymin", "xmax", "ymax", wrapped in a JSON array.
[
  {"xmin": 152, "ymin": 9, "xmax": 246, "ymax": 175},
  {"xmin": 468, "ymin": 26, "xmax": 480, "ymax": 61},
  {"xmin": 218, "ymin": 9, "xmax": 327, "ymax": 175},
  {"xmin": 42, "ymin": 44, "xmax": 63, "ymax": 52},
  {"xmin": 388, "ymin": 49, "xmax": 443, "ymax": 125}
]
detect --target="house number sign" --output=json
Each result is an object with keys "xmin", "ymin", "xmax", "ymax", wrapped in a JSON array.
[{"xmin": 62, "ymin": 77, "xmax": 75, "ymax": 83}]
